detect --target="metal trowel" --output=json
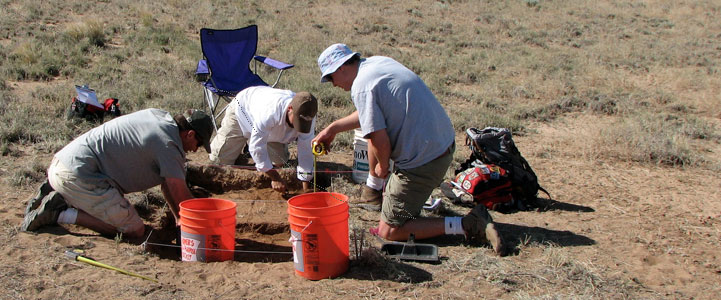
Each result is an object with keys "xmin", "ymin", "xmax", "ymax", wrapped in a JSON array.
[{"xmin": 380, "ymin": 233, "xmax": 439, "ymax": 262}]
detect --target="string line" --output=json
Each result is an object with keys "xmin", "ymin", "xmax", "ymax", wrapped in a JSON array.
[{"xmin": 143, "ymin": 241, "xmax": 293, "ymax": 254}]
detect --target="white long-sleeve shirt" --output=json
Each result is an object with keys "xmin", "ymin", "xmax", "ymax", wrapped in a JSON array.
[{"xmin": 234, "ymin": 86, "xmax": 315, "ymax": 181}]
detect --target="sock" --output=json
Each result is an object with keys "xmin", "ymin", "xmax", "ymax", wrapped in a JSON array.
[
  {"xmin": 366, "ymin": 175, "xmax": 384, "ymax": 191},
  {"xmin": 444, "ymin": 217, "xmax": 464, "ymax": 235},
  {"xmin": 57, "ymin": 208, "xmax": 78, "ymax": 224}
]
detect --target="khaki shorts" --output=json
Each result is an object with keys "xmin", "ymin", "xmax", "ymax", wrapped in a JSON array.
[
  {"xmin": 381, "ymin": 143, "xmax": 455, "ymax": 227},
  {"xmin": 209, "ymin": 100, "xmax": 289, "ymax": 165},
  {"xmin": 47, "ymin": 158, "xmax": 144, "ymax": 234}
]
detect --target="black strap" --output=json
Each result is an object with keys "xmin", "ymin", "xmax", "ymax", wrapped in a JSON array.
[{"xmin": 538, "ymin": 186, "xmax": 552, "ymax": 201}]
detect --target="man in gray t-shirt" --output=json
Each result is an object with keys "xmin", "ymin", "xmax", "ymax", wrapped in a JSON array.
[
  {"xmin": 314, "ymin": 44, "xmax": 504, "ymax": 255},
  {"xmin": 21, "ymin": 108, "xmax": 214, "ymax": 240}
]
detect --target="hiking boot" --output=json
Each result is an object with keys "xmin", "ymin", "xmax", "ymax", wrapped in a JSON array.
[
  {"xmin": 351, "ymin": 185, "xmax": 382, "ymax": 212},
  {"xmin": 21, "ymin": 191, "xmax": 67, "ymax": 232},
  {"xmin": 462, "ymin": 204, "xmax": 505, "ymax": 256},
  {"xmin": 25, "ymin": 180, "xmax": 54, "ymax": 215},
  {"xmin": 484, "ymin": 223, "xmax": 504, "ymax": 256}
]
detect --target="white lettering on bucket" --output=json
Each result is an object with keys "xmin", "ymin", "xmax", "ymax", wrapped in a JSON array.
[
  {"xmin": 352, "ymin": 129, "xmax": 370, "ymax": 184},
  {"xmin": 290, "ymin": 229, "xmax": 304, "ymax": 272},
  {"xmin": 181, "ymin": 236, "xmax": 201, "ymax": 261}
]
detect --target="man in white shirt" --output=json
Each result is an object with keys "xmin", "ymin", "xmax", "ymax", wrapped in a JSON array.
[{"xmin": 209, "ymin": 86, "xmax": 318, "ymax": 193}]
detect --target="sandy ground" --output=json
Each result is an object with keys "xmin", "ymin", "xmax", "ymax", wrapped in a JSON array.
[{"xmin": 1, "ymin": 115, "xmax": 720, "ymax": 299}]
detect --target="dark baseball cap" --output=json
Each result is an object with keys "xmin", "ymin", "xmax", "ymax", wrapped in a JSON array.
[
  {"xmin": 183, "ymin": 109, "xmax": 214, "ymax": 153},
  {"xmin": 290, "ymin": 92, "xmax": 318, "ymax": 134}
]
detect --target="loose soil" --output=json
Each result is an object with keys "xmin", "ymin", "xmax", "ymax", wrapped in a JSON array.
[{"xmin": 1, "ymin": 117, "xmax": 720, "ymax": 299}]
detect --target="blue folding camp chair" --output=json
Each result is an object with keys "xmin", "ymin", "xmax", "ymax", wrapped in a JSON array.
[{"xmin": 196, "ymin": 25, "xmax": 294, "ymax": 130}]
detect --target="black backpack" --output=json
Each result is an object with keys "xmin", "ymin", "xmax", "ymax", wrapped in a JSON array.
[{"xmin": 457, "ymin": 127, "xmax": 551, "ymax": 209}]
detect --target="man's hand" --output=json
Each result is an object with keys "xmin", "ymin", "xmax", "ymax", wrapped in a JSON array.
[
  {"xmin": 374, "ymin": 163, "xmax": 390, "ymax": 179},
  {"xmin": 312, "ymin": 127, "xmax": 337, "ymax": 153},
  {"xmin": 271, "ymin": 180, "xmax": 287, "ymax": 193},
  {"xmin": 266, "ymin": 169, "xmax": 287, "ymax": 193},
  {"xmin": 161, "ymin": 177, "xmax": 195, "ymax": 226},
  {"xmin": 312, "ymin": 111, "xmax": 361, "ymax": 153}
]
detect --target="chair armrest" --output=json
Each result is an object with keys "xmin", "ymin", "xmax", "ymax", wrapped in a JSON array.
[
  {"xmin": 196, "ymin": 59, "xmax": 209, "ymax": 75},
  {"xmin": 195, "ymin": 59, "xmax": 209, "ymax": 82},
  {"xmin": 254, "ymin": 56, "xmax": 294, "ymax": 70}
]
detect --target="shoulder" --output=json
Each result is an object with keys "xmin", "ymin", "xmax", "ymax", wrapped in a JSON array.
[
  {"xmin": 124, "ymin": 108, "xmax": 173, "ymax": 123},
  {"xmin": 242, "ymin": 86, "xmax": 294, "ymax": 103},
  {"xmin": 362, "ymin": 56, "xmax": 400, "ymax": 67}
]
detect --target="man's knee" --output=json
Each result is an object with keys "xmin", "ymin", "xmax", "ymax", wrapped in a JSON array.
[{"xmin": 124, "ymin": 223, "xmax": 145, "ymax": 239}]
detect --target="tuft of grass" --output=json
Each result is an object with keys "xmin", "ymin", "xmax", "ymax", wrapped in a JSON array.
[
  {"xmin": 7, "ymin": 41, "xmax": 63, "ymax": 80},
  {"xmin": 63, "ymin": 20, "xmax": 107, "ymax": 47},
  {"xmin": 597, "ymin": 113, "xmax": 711, "ymax": 167},
  {"xmin": 5, "ymin": 159, "xmax": 46, "ymax": 187},
  {"xmin": 114, "ymin": 233, "xmax": 124, "ymax": 246},
  {"xmin": 0, "ymin": 141, "xmax": 11, "ymax": 157}
]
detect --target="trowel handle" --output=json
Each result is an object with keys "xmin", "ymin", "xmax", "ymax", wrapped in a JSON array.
[{"xmin": 64, "ymin": 250, "xmax": 80, "ymax": 260}]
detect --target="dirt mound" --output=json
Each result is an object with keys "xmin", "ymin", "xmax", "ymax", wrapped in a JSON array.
[{"xmin": 185, "ymin": 162, "xmax": 351, "ymax": 193}]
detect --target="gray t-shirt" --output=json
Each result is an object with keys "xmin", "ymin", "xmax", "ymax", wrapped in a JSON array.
[
  {"xmin": 55, "ymin": 108, "xmax": 186, "ymax": 194},
  {"xmin": 352, "ymin": 56, "xmax": 455, "ymax": 169}
]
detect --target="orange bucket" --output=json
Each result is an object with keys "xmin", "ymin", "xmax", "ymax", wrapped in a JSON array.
[
  {"xmin": 179, "ymin": 198, "xmax": 236, "ymax": 262},
  {"xmin": 287, "ymin": 192, "xmax": 349, "ymax": 280}
]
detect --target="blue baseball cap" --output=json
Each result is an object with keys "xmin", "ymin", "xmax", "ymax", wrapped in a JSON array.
[{"xmin": 318, "ymin": 43, "xmax": 360, "ymax": 83}]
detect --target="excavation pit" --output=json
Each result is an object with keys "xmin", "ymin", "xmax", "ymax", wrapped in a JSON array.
[{"xmin": 142, "ymin": 162, "xmax": 352, "ymax": 263}]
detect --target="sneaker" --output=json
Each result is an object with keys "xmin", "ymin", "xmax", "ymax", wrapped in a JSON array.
[
  {"xmin": 351, "ymin": 185, "xmax": 382, "ymax": 212},
  {"xmin": 21, "ymin": 191, "xmax": 67, "ymax": 232},
  {"xmin": 24, "ymin": 180, "xmax": 54, "ymax": 215},
  {"xmin": 462, "ymin": 204, "xmax": 505, "ymax": 256},
  {"xmin": 439, "ymin": 181, "xmax": 459, "ymax": 202},
  {"xmin": 440, "ymin": 181, "xmax": 473, "ymax": 204}
]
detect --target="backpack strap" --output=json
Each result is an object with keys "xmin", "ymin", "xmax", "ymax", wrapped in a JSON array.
[{"xmin": 538, "ymin": 186, "xmax": 552, "ymax": 201}]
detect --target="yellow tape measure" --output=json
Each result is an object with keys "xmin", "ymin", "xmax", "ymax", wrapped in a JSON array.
[
  {"xmin": 311, "ymin": 142, "xmax": 326, "ymax": 193},
  {"xmin": 312, "ymin": 141, "xmax": 326, "ymax": 156}
]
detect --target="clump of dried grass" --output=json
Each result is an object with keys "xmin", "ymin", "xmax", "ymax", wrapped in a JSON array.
[{"xmin": 63, "ymin": 20, "xmax": 106, "ymax": 47}]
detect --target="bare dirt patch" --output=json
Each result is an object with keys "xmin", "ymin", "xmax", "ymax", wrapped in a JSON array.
[{"xmin": 2, "ymin": 117, "xmax": 721, "ymax": 298}]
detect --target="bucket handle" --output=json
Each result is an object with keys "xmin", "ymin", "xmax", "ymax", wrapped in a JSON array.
[
  {"xmin": 289, "ymin": 219, "xmax": 316, "ymax": 243},
  {"xmin": 299, "ymin": 219, "xmax": 315, "ymax": 233}
]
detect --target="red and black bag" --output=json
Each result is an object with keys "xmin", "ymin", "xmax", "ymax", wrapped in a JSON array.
[
  {"xmin": 66, "ymin": 97, "xmax": 106, "ymax": 122},
  {"xmin": 453, "ymin": 164, "xmax": 514, "ymax": 210},
  {"xmin": 458, "ymin": 127, "xmax": 551, "ymax": 210},
  {"xmin": 66, "ymin": 97, "xmax": 121, "ymax": 122},
  {"xmin": 103, "ymin": 98, "xmax": 121, "ymax": 118}
]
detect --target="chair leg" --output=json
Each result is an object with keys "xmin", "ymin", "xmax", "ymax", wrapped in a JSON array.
[
  {"xmin": 215, "ymin": 104, "xmax": 229, "ymax": 129},
  {"xmin": 271, "ymin": 69, "xmax": 285, "ymax": 88},
  {"xmin": 203, "ymin": 87, "xmax": 221, "ymax": 131}
]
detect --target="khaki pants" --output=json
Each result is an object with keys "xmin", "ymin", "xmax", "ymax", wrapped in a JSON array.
[
  {"xmin": 47, "ymin": 158, "xmax": 144, "ymax": 234},
  {"xmin": 209, "ymin": 100, "xmax": 289, "ymax": 166},
  {"xmin": 381, "ymin": 143, "xmax": 455, "ymax": 227}
]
